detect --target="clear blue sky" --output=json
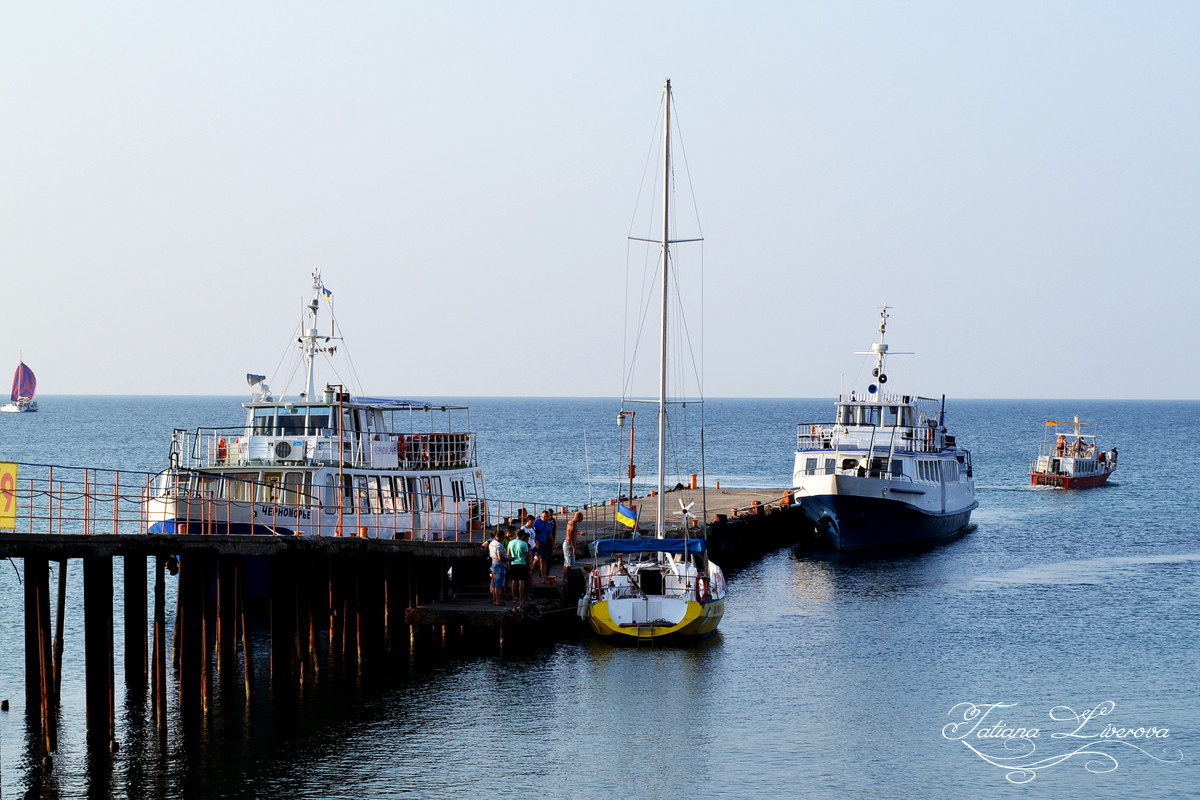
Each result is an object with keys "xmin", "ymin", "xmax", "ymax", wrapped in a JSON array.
[{"xmin": 3, "ymin": 2, "xmax": 1197, "ymax": 399}]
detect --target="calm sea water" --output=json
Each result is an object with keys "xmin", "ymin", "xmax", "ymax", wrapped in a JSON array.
[{"xmin": 1, "ymin": 396, "xmax": 1198, "ymax": 799}]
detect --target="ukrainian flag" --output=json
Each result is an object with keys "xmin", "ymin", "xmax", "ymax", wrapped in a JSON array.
[
  {"xmin": 617, "ymin": 503, "xmax": 638, "ymax": 529},
  {"xmin": 322, "ymin": 287, "xmax": 333, "ymax": 302}
]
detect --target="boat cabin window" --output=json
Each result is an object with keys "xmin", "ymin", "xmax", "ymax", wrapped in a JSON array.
[
  {"xmin": 375, "ymin": 477, "xmax": 394, "ymax": 512},
  {"xmin": 900, "ymin": 407, "xmax": 915, "ymax": 427},
  {"xmin": 883, "ymin": 406, "xmax": 899, "ymax": 426},
  {"xmin": 228, "ymin": 475, "xmax": 255, "ymax": 501},
  {"xmin": 862, "ymin": 406, "xmax": 880, "ymax": 426},
  {"xmin": 804, "ymin": 457, "xmax": 818, "ymax": 476},
  {"xmin": 825, "ymin": 458, "xmax": 836, "ymax": 474},
  {"xmin": 407, "ymin": 477, "xmax": 422, "ymax": 511},
  {"xmin": 278, "ymin": 411, "xmax": 305, "ymax": 437},
  {"xmin": 307, "ymin": 407, "xmax": 332, "ymax": 436},
  {"xmin": 260, "ymin": 473, "xmax": 282, "ymax": 502},
  {"xmin": 253, "ymin": 408, "xmax": 275, "ymax": 435},
  {"xmin": 367, "ymin": 476, "xmax": 383, "ymax": 513},
  {"xmin": 341, "ymin": 475, "xmax": 354, "ymax": 513},
  {"xmin": 450, "ymin": 478, "xmax": 465, "ymax": 503},
  {"xmin": 355, "ymin": 476, "xmax": 371, "ymax": 513},
  {"xmin": 390, "ymin": 477, "xmax": 408, "ymax": 512},
  {"xmin": 890, "ymin": 460, "xmax": 904, "ymax": 477},
  {"xmin": 423, "ymin": 476, "xmax": 442, "ymax": 511},
  {"xmin": 837, "ymin": 406, "xmax": 853, "ymax": 425},
  {"xmin": 841, "ymin": 458, "xmax": 858, "ymax": 471},
  {"xmin": 282, "ymin": 471, "xmax": 305, "ymax": 505},
  {"xmin": 323, "ymin": 474, "xmax": 337, "ymax": 514}
]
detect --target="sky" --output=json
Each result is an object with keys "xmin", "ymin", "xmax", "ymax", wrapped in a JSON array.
[{"xmin": 2, "ymin": 2, "xmax": 1198, "ymax": 400}]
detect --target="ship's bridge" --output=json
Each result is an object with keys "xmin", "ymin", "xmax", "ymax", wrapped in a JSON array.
[{"xmin": 171, "ymin": 395, "xmax": 477, "ymax": 472}]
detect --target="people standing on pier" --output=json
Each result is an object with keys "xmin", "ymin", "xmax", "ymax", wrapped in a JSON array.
[
  {"xmin": 504, "ymin": 526, "xmax": 517, "ymax": 602},
  {"xmin": 545, "ymin": 509, "xmax": 558, "ymax": 577},
  {"xmin": 563, "ymin": 510, "xmax": 582, "ymax": 585},
  {"xmin": 533, "ymin": 510, "xmax": 554, "ymax": 584},
  {"xmin": 507, "ymin": 527, "xmax": 531, "ymax": 609},
  {"xmin": 488, "ymin": 529, "xmax": 508, "ymax": 606},
  {"xmin": 523, "ymin": 514, "xmax": 543, "ymax": 584}
]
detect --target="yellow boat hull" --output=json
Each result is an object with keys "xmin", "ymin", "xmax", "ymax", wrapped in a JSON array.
[{"xmin": 585, "ymin": 596, "xmax": 725, "ymax": 640}]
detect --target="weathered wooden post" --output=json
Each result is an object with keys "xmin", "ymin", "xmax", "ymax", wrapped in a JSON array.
[
  {"xmin": 237, "ymin": 556, "xmax": 255, "ymax": 699},
  {"xmin": 24, "ymin": 557, "xmax": 45, "ymax": 744},
  {"xmin": 177, "ymin": 554, "xmax": 203, "ymax": 717},
  {"xmin": 270, "ymin": 554, "xmax": 297, "ymax": 691},
  {"xmin": 54, "ymin": 559, "xmax": 67, "ymax": 703},
  {"xmin": 83, "ymin": 556, "xmax": 115, "ymax": 754},
  {"xmin": 152, "ymin": 555, "xmax": 168, "ymax": 733},
  {"xmin": 123, "ymin": 554, "xmax": 148, "ymax": 690},
  {"xmin": 216, "ymin": 555, "xmax": 237, "ymax": 682}
]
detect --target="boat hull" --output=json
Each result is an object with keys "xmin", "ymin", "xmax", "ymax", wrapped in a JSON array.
[
  {"xmin": 584, "ymin": 596, "xmax": 725, "ymax": 640},
  {"xmin": 795, "ymin": 490, "xmax": 976, "ymax": 551},
  {"xmin": 1030, "ymin": 469, "xmax": 1114, "ymax": 489}
]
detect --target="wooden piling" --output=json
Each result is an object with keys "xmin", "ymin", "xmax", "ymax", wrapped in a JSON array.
[
  {"xmin": 152, "ymin": 555, "xmax": 167, "ymax": 732},
  {"xmin": 328, "ymin": 556, "xmax": 344, "ymax": 666},
  {"xmin": 200, "ymin": 555, "xmax": 213, "ymax": 713},
  {"xmin": 36, "ymin": 561, "xmax": 57, "ymax": 752},
  {"xmin": 270, "ymin": 554, "xmax": 296, "ymax": 691},
  {"xmin": 83, "ymin": 556, "xmax": 115, "ymax": 754},
  {"xmin": 237, "ymin": 557, "xmax": 254, "ymax": 698},
  {"xmin": 177, "ymin": 554, "xmax": 202, "ymax": 716},
  {"xmin": 24, "ymin": 557, "xmax": 43, "ymax": 742},
  {"xmin": 54, "ymin": 558, "xmax": 67, "ymax": 703},
  {"xmin": 217, "ymin": 556, "xmax": 237, "ymax": 680},
  {"xmin": 123, "ymin": 553, "xmax": 148, "ymax": 689}
]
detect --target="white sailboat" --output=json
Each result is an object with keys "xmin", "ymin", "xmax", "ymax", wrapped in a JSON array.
[{"xmin": 577, "ymin": 79, "xmax": 727, "ymax": 640}]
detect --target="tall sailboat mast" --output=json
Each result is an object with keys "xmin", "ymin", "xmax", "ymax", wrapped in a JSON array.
[{"xmin": 656, "ymin": 78, "xmax": 671, "ymax": 539}]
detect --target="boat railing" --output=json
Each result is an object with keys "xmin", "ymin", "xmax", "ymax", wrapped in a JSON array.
[
  {"xmin": 797, "ymin": 422, "xmax": 943, "ymax": 454},
  {"xmin": 174, "ymin": 428, "xmax": 478, "ymax": 471}
]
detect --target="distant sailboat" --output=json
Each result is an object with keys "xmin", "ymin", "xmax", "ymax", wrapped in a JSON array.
[{"xmin": 1, "ymin": 361, "xmax": 38, "ymax": 413}]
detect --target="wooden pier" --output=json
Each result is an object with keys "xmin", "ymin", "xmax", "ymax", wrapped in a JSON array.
[{"xmin": 0, "ymin": 463, "xmax": 811, "ymax": 772}]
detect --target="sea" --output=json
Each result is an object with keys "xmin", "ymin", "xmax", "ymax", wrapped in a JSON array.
[{"xmin": 1, "ymin": 396, "xmax": 1197, "ymax": 799}]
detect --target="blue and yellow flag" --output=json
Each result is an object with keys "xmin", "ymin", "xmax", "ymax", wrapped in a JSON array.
[
  {"xmin": 616, "ymin": 503, "xmax": 638, "ymax": 529},
  {"xmin": 322, "ymin": 287, "xmax": 333, "ymax": 302}
]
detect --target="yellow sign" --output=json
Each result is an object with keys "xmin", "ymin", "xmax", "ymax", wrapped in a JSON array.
[{"xmin": 0, "ymin": 462, "xmax": 17, "ymax": 530}]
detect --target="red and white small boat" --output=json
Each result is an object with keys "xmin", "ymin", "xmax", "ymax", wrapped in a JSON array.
[{"xmin": 1030, "ymin": 415, "xmax": 1117, "ymax": 489}]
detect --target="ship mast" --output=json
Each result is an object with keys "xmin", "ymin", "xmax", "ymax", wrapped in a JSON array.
[
  {"xmin": 301, "ymin": 271, "xmax": 337, "ymax": 402},
  {"xmin": 656, "ymin": 78, "xmax": 671, "ymax": 539}
]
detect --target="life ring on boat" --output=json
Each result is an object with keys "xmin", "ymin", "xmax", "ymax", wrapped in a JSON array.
[
  {"xmin": 810, "ymin": 426, "xmax": 818, "ymax": 436},
  {"xmin": 217, "ymin": 438, "xmax": 227, "ymax": 464},
  {"xmin": 592, "ymin": 569, "xmax": 603, "ymax": 601},
  {"xmin": 696, "ymin": 574, "xmax": 711, "ymax": 603}
]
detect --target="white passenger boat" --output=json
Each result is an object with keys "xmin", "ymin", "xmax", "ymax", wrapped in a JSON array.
[
  {"xmin": 146, "ymin": 273, "xmax": 486, "ymax": 539},
  {"xmin": 577, "ymin": 79, "xmax": 727, "ymax": 640},
  {"xmin": 791, "ymin": 307, "xmax": 977, "ymax": 551}
]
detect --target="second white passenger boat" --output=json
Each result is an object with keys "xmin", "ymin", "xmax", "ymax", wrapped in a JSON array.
[
  {"xmin": 791, "ymin": 307, "xmax": 977, "ymax": 551},
  {"xmin": 146, "ymin": 272, "xmax": 487, "ymax": 539}
]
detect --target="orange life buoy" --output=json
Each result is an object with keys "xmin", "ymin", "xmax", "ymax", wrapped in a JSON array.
[{"xmin": 696, "ymin": 574, "xmax": 710, "ymax": 602}]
